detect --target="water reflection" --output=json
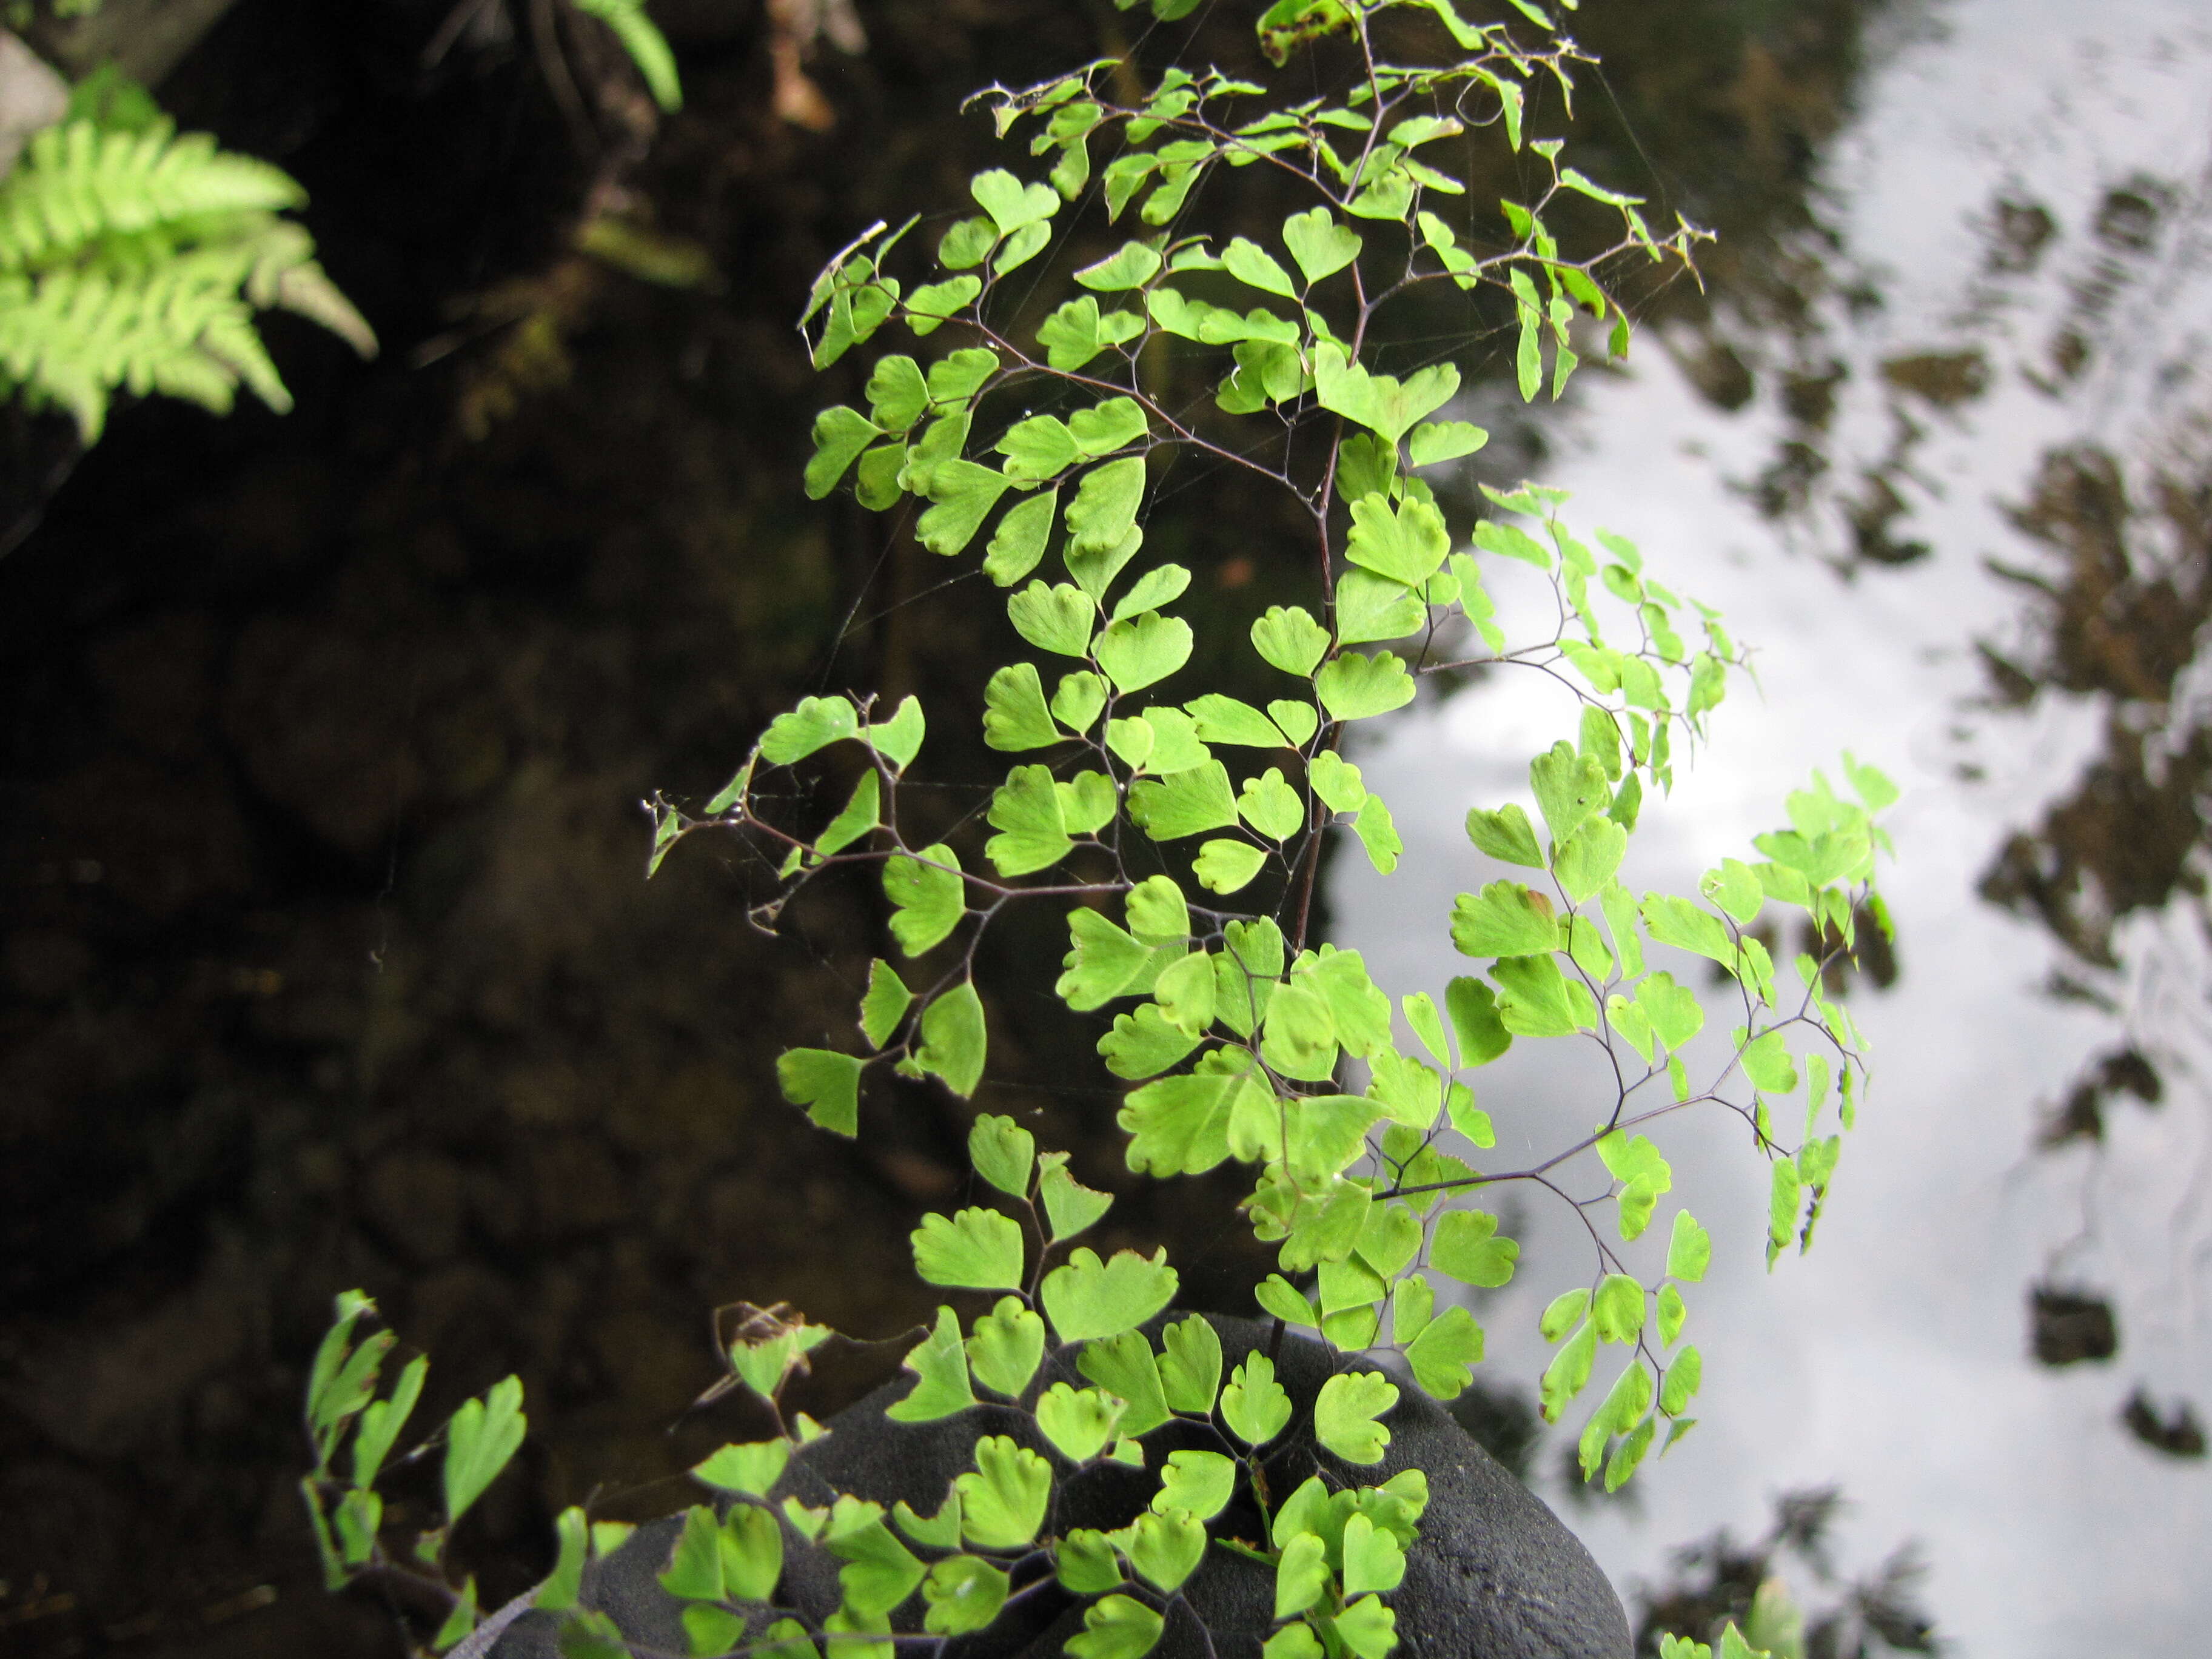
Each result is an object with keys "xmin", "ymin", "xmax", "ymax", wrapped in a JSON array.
[
  {"xmin": 1334, "ymin": 0, "xmax": 2212, "ymax": 1647},
  {"xmin": 1679, "ymin": 0, "xmax": 2212, "ymax": 1429},
  {"xmin": 0, "ymin": 1, "xmax": 1930, "ymax": 1646},
  {"xmin": 1635, "ymin": 1489, "xmax": 1939, "ymax": 1659}
]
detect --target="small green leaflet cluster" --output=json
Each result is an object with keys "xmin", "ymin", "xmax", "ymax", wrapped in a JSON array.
[
  {"xmin": 639, "ymin": 0, "xmax": 1896, "ymax": 1621},
  {"xmin": 300, "ymin": 1292, "xmax": 543, "ymax": 1653},
  {"xmin": 800, "ymin": 18, "xmax": 1701, "ymax": 406},
  {"xmin": 1675, "ymin": 1576, "xmax": 1810, "ymax": 1659},
  {"xmin": 664, "ymin": 469, "xmax": 1772, "ymax": 1410},
  {"xmin": 1660, "ymin": 1629, "xmax": 1784, "ymax": 1659},
  {"xmin": 616, "ymin": 1114, "xmax": 1438, "ymax": 1659},
  {"xmin": 1456, "ymin": 747, "xmax": 1894, "ymax": 1490},
  {"xmin": 307, "ymin": 7, "xmax": 1909, "ymax": 1655},
  {"xmin": 692, "ymin": 307, "xmax": 1742, "ymax": 1171},
  {"xmin": 1249, "ymin": 0, "xmax": 1595, "ymax": 73},
  {"xmin": 1655, "ymin": 1575, "xmax": 1813, "ymax": 1659},
  {"xmin": 650, "ymin": 0, "xmax": 1899, "ymax": 1481}
]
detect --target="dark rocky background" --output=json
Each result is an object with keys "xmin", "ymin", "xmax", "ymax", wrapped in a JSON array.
[{"xmin": 0, "ymin": 2, "xmax": 1892, "ymax": 1653}]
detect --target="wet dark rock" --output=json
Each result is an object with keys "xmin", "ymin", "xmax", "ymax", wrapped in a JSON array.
[
  {"xmin": 2028, "ymin": 1285, "xmax": 2117, "ymax": 1367},
  {"xmin": 1749, "ymin": 438, "xmax": 1829, "ymax": 523},
  {"xmin": 1982, "ymin": 198, "xmax": 2056, "ymax": 274},
  {"xmin": 87, "ymin": 609, "xmax": 220, "ymax": 763},
  {"xmin": 479, "ymin": 1316, "xmax": 1629, "ymax": 1659},
  {"xmin": 2036, "ymin": 1044, "xmax": 2162, "ymax": 1148},
  {"xmin": 1994, "ymin": 448, "xmax": 2208, "ymax": 700},
  {"xmin": 1977, "ymin": 729, "xmax": 2212, "ymax": 970},
  {"xmin": 0, "ymin": 1232, "xmax": 264, "ymax": 1459},
  {"xmin": 1780, "ymin": 360, "xmax": 1847, "ymax": 429},
  {"xmin": 2, "ymin": 927, "xmax": 93, "ymax": 1002},
  {"xmin": 2119, "ymin": 1389, "xmax": 2205, "ymax": 1460},
  {"xmin": 1974, "ymin": 447, "xmax": 2212, "ymax": 968},
  {"xmin": 1877, "ymin": 350, "xmax": 1988, "ymax": 409},
  {"xmin": 2091, "ymin": 178, "xmax": 2173, "ymax": 255},
  {"xmin": 1843, "ymin": 471, "xmax": 1930, "ymax": 567},
  {"xmin": 1676, "ymin": 333, "xmax": 1756, "ymax": 412},
  {"xmin": 359, "ymin": 1148, "xmax": 469, "ymax": 1266}
]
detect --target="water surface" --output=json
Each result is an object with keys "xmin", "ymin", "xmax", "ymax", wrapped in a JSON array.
[{"xmin": 1336, "ymin": 1, "xmax": 2212, "ymax": 1649}]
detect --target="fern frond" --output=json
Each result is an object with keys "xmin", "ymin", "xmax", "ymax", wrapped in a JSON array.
[
  {"xmin": 0, "ymin": 112, "xmax": 374, "ymax": 441},
  {"xmin": 195, "ymin": 307, "xmax": 289, "ymax": 413},
  {"xmin": 269, "ymin": 261, "xmax": 377, "ymax": 357},
  {"xmin": 0, "ymin": 259, "xmax": 289, "ymax": 440},
  {"xmin": 0, "ymin": 120, "xmax": 304, "ymax": 267},
  {"xmin": 238, "ymin": 219, "xmax": 378, "ymax": 357},
  {"xmin": 571, "ymin": 0, "xmax": 683, "ymax": 112}
]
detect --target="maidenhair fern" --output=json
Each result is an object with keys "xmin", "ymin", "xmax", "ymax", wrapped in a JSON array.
[
  {"xmin": 0, "ymin": 105, "xmax": 374, "ymax": 441},
  {"xmin": 301, "ymin": 7, "xmax": 1898, "ymax": 1659}
]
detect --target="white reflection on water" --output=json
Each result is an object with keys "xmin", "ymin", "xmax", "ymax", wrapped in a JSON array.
[{"xmin": 1331, "ymin": 0, "xmax": 2212, "ymax": 1649}]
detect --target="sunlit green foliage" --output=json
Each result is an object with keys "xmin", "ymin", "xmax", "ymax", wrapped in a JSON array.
[
  {"xmin": 0, "ymin": 76, "xmax": 375, "ymax": 440},
  {"xmin": 310, "ymin": 1, "xmax": 1898, "ymax": 1652},
  {"xmin": 300, "ymin": 1290, "xmax": 545, "ymax": 1608},
  {"xmin": 0, "ymin": 0, "xmax": 691, "ymax": 446}
]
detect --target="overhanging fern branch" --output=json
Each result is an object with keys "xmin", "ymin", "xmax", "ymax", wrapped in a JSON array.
[
  {"xmin": 0, "ymin": 113, "xmax": 375, "ymax": 441},
  {"xmin": 0, "ymin": 119, "xmax": 301, "ymax": 263}
]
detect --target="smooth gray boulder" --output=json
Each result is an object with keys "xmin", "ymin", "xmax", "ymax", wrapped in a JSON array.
[
  {"xmin": 477, "ymin": 1315, "xmax": 1629, "ymax": 1659},
  {"xmin": 0, "ymin": 31, "xmax": 66, "ymax": 179}
]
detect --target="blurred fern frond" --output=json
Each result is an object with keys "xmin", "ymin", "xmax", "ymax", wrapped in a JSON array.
[
  {"xmin": 570, "ymin": 0, "xmax": 681, "ymax": 111},
  {"xmin": 0, "ymin": 110, "xmax": 375, "ymax": 441}
]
